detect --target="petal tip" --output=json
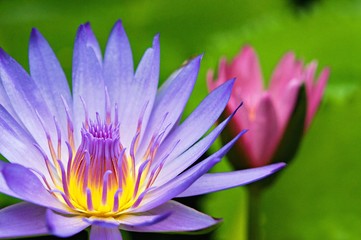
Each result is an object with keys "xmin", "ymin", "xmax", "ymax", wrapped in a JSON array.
[
  {"xmin": 30, "ymin": 28, "xmax": 41, "ymax": 39},
  {"xmin": 111, "ymin": 20, "xmax": 126, "ymax": 37},
  {"xmin": 0, "ymin": 48, "xmax": 8, "ymax": 60},
  {"xmin": 227, "ymin": 77, "xmax": 236, "ymax": 87},
  {"xmin": 272, "ymin": 162, "xmax": 287, "ymax": 173},
  {"xmin": 152, "ymin": 34, "xmax": 160, "ymax": 49}
]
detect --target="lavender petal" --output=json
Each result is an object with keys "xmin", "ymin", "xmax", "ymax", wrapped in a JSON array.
[
  {"xmin": 29, "ymin": 28, "xmax": 72, "ymax": 140},
  {"xmin": 3, "ymin": 163, "xmax": 67, "ymax": 213},
  {"xmin": 90, "ymin": 225, "xmax": 122, "ymax": 240},
  {"xmin": 0, "ymin": 202, "xmax": 48, "ymax": 238},
  {"xmin": 137, "ymin": 56, "xmax": 201, "ymax": 157},
  {"xmin": 72, "ymin": 23, "xmax": 105, "ymax": 145},
  {"xmin": 121, "ymin": 201, "xmax": 220, "ymax": 232},
  {"xmin": 46, "ymin": 209, "xmax": 90, "ymax": 237},
  {"xmin": 118, "ymin": 35, "xmax": 160, "ymax": 147},
  {"xmin": 104, "ymin": 20, "xmax": 134, "ymax": 108},
  {"xmin": 134, "ymin": 130, "xmax": 244, "ymax": 213},
  {"xmin": 0, "ymin": 48, "xmax": 56, "ymax": 155},
  {"xmin": 0, "ymin": 105, "xmax": 50, "ymax": 176},
  {"xmin": 178, "ymin": 162, "xmax": 286, "ymax": 197},
  {"xmin": 157, "ymin": 78, "xmax": 235, "ymax": 161}
]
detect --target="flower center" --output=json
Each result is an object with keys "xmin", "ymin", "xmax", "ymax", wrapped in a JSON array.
[
  {"xmin": 67, "ymin": 116, "xmax": 126, "ymax": 216},
  {"xmin": 36, "ymin": 103, "xmax": 168, "ymax": 218}
]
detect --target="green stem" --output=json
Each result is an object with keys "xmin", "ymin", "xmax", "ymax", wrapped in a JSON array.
[{"xmin": 247, "ymin": 184, "xmax": 263, "ymax": 240}]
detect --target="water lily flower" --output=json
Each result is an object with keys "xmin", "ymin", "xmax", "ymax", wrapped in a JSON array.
[
  {"xmin": 207, "ymin": 45, "xmax": 329, "ymax": 168},
  {"xmin": 0, "ymin": 22, "xmax": 284, "ymax": 239}
]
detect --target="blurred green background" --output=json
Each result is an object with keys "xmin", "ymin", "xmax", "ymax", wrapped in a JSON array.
[{"xmin": 0, "ymin": 0, "xmax": 361, "ymax": 239}]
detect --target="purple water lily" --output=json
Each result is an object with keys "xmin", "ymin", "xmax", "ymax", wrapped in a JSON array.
[{"xmin": 0, "ymin": 21, "xmax": 284, "ymax": 239}]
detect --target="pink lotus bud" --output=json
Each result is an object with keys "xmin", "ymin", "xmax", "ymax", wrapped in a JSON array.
[{"xmin": 208, "ymin": 45, "xmax": 329, "ymax": 168}]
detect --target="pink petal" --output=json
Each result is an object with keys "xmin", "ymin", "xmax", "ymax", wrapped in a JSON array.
[
  {"xmin": 305, "ymin": 66, "xmax": 330, "ymax": 129},
  {"xmin": 244, "ymin": 93, "xmax": 280, "ymax": 167},
  {"xmin": 230, "ymin": 45, "xmax": 264, "ymax": 104},
  {"xmin": 271, "ymin": 78, "xmax": 302, "ymax": 131},
  {"xmin": 269, "ymin": 52, "xmax": 303, "ymax": 93}
]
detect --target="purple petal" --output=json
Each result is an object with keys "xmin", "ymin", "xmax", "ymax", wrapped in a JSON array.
[
  {"xmin": 137, "ymin": 56, "xmax": 201, "ymax": 156},
  {"xmin": 154, "ymin": 111, "xmax": 244, "ymax": 186},
  {"xmin": 121, "ymin": 201, "xmax": 220, "ymax": 232},
  {"xmin": 118, "ymin": 211, "xmax": 170, "ymax": 227},
  {"xmin": 118, "ymin": 35, "xmax": 160, "ymax": 147},
  {"xmin": 156, "ymin": 78, "xmax": 235, "ymax": 162},
  {"xmin": 178, "ymin": 163, "xmax": 286, "ymax": 197},
  {"xmin": 90, "ymin": 225, "xmax": 122, "ymax": 240},
  {"xmin": 0, "ymin": 81, "xmax": 20, "ymax": 123},
  {"xmin": 0, "ymin": 202, "xmax": 48, "ymax": 238},
  {"xmin": 104, "ymin": 20, "xmax": 134, "ymax": 108},
  {"xmin": 134, "ymin": 130, "xmax": 244, "ymax": 213},
  {"xmin": 29, "ymin": 28, "xmax": 72, "ymax": 139},
  {"xmin": 0, "ymin": 48, "xmax": 56, "ymax": 154},
  {"xmin": 0, "ymin": 105, "xmax": 50, "ymax": 175},
  {"xmin": 3, "ymin": 164, "xmax": 67, "ymax": 212},
  {"xmin": 82, "ymin": 23, "xmax": 103, "ymax": 64},
  {"xmin": 72, "ymin": 24, "xmax": 105, "ymax": 145},
  {"xmin": 46, "ymin": 209, "xmax": 90, "ymax": 237},
  {"xmin": 84, "ymin": 217, "xmax": 119, "ymax": 228},
  {"xmin": 0, "ymin": 160, "xmax": 17, "ymax": 197},
  {"xmin": 132, "ymin": 158, "xmax": 221, "ymax": 213}
]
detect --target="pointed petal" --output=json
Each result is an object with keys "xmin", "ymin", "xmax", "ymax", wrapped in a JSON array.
[
  {"xmin": 0, "ymin": 202, "xmax": 48, "ymax": 238},
  {"xmin": 246, "ymin": 93, "xmax": 280, "ymax": 167},
  {"xmin": 29, "ymin": 28, "xmax": 72, "ymax": 137},
  {"xmin": 90, "ymin": 225, "xmax": 122, "ymax": 240},
  {"xmin": 138, "ymin": 56, "xmax": 201, "ymax": 154},
  {"xmin": 118, "ymin": 211, "xmax": 170, "ymax": 227},
  {"xmin": 104, "ymin": 20, "xmax": 134, "ymax": 107},
  {"xmin": 230, "ymin": 46, "xmax": 264, "ymax": 103},
  {"xmin": 72, "ymin": 24, "xmax": 105, "ymax": 144},
  {"xmin": 0, "ymin": 105, "xmax": 50, "ymax": 175},
  {"xmin": 118, "ymin": 35, "xmax": 160, "ymax": 147},
  {"xmin": 154, "ymin": 110, "xmax": 245, "ymax": 186},
  {"xmin": 3, "ymin": 164, "xmax": 67, "ymax": 213},
  {"xmin": 0, "ymin": 48, "xmax": 56, "ymax": 154},
  {"xmin": 132, "ymin": 158, "xmax": 221, "ymax": 213},
  {"xmin": 269, "ymin": 52, "xmax": 303, "ymax": 93},
  {"xmin": 122, "ymin": 201, "xmax": 220, "ymax": 232},
  {"xmin": 135, "ymin": 130, "xmax": 244, "ymax": 213},
  {"xmin": 46, "ymin": 209, "xmax": 90, "ymax": 237},
  {"xmin": 156, "ymin": 78, "xmax": 235, "ymax": 162},
  {"xmin": 0, "ymin": 160, "xmax": 17, "ymax": 197},
  {"xmin": 0, "ymin": 81, "xmax": 21, "ymax": 123},
  {"xmin": 82, "ymin": 23, "xmax": 103, "ymax": 64},
  {"xmin": 271, "ymin": 78, "xmax": 302, "ymax": 130},
  {"xmin": 178, "ymin": 163, "xmax": 285, "ymax": 197},
  {"xmin": 268, "ymin": 53, "xmax": 304, "ymax": 127},
  {"xmin": 306, "ymin": 67, "xmax": 330, "ymax": 129}
]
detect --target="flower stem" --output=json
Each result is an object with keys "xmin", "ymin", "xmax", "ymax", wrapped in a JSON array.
[{"xmin": 247, "ymin": 184, "xmax": 263, "ymax": 240}]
